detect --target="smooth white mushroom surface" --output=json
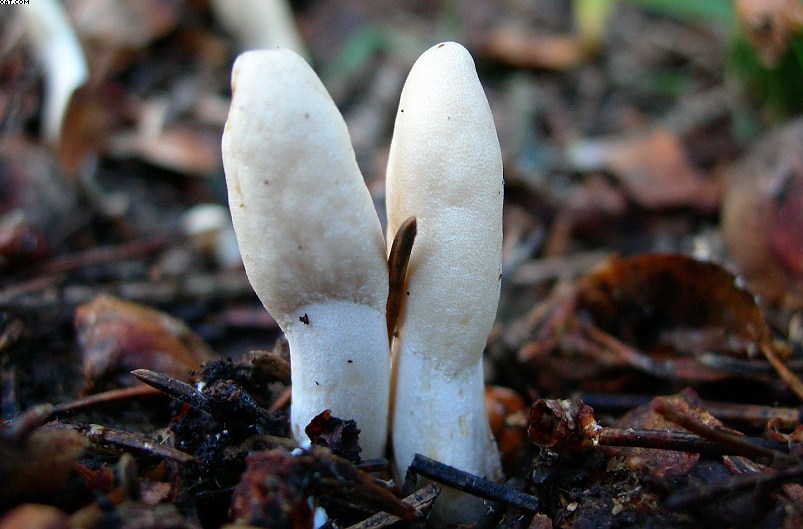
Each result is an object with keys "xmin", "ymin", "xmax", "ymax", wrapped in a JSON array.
[
  {"xmin": 222, "ymin": 49, "xmax": 389, "ymax": 458},
  {"xmin": 386, "ymin": 42, "xmax": 504, "ymax": 524}
]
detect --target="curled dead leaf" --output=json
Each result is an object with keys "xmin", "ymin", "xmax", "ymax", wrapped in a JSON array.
[{"xmin": 573, "ymin": 253, "xmax": 769, "ymax": 355}]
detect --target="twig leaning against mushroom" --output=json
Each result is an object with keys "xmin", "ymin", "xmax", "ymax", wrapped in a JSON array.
[
  {"xmin": 221, "ymin": 49, "xmax": 390, "ymax": 459},
  {"xmin": 385, "ymin": 41, "xmax": 505, "ymax": 525}
]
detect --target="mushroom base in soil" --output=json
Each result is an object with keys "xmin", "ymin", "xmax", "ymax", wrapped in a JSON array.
[
  {"xmin": 392, "ymin": 352, "xmax": 502, "ymax": 524},
  {"xmin": 287, "ymin": 300, "xmax": 388, "ymax": 457}
]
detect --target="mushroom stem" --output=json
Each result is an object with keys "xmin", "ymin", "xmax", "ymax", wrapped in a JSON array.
[{"xmin": 286, "ymin": 300, "xmax": 389, "ymax": 454}]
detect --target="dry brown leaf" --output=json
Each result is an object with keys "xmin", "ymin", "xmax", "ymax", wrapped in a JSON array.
[
  {"xmin": 75, "ymin": 294, "xmax": 214, "ymax": 391},
  {"xmin": 481, "ymin": 24, "xmax": 586, "ymax": 70},
  {"xmin": 304, "ymin": 409, "xmax": 363, "ymax": 464},
  {"xmin": 602, "ymin": 128, "xmax": 720, "ymax": 211},
  {"xmin": 575, "ymin": 253, "xmax": 769, "ymax": 355},
  {"xmin": 57, "ymin": 83, "xmax": 128, "ymax": 176}
]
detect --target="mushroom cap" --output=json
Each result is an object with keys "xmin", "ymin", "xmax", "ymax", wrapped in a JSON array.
[
  {"xmin": 385, "ymin": 42, "xmax": 503, "ymax": 376},
  {"xmin": 222, "ymin": 49, "xmax": 388, "ymax": 329}
]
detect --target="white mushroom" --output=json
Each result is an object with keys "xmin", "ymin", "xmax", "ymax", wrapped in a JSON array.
[
  {"xmin": 222, "ymin": 49, "xmax": 389, "ymax": 458},
  {"xmin": 385, "ymin": 42, "xmax": 504, "ymax": 524},
  {"xmin": 20, "ymin": 0, "xmax": 88, "ymax": 143}
]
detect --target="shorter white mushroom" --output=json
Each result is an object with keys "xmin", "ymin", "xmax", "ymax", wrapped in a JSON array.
[
  {"xmin": 222, "ymin": 49, "xmax": 389, "ymax": 458},
  {"xmin": 386, "ymin": 42, "xmax": 504, "ymax": 525}
]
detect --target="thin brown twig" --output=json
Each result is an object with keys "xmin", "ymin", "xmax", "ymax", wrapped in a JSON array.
[
  {"xmin": 32, "ymin": 235, "xmax": 168, "ymax": 275},
  {"xmin": 762, "ymin": 342, "xmax": 803, "ymax": 402},
  {"xmin": 595, "ymin": 427, "xmax": 786, "ymax": 457},
  {"xmin": 250, "ymin": 349, "xmax": 292, "ymax": 385},
  {"xmin": 652, "ymin": 398, "xmax": 794, "ymax": 465},
  {"xmin": 52, "ymin": 422, "xmax": 196, "ymax": 463},
  {"xmin": 577, "ymin": 392, "xmax": 802, "ymax": 429},
  {"xmin": 132, "ymin": 369, "xmax": 212, "ymax": 413},
  {"xmin": 49, "ymin": 384, "xmax": 164, "ymax": 416},
  {"xmin": 529, "ymin": 398, "xmax": 790, "ymax": 457},
  {"xmin": 665, "ymin": 462, "xmax": 803, "ymax": 509},
  {"xmin": 345, "ymin": 483, "xmax": 440, "ymax": 529},
  {"xmin": 584, "ymin": 324, "xmax": 672, "ymax": 377}
]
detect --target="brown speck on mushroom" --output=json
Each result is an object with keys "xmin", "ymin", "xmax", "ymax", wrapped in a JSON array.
[
  {"xmin": 299, "ymin": 313, "xmax": 309, "ymax": 325},
  {"xmin": 347, "ymin": 359, "xmax": 353, "ymax": 363}
]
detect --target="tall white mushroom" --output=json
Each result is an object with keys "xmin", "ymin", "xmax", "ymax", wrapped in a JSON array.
[
  {"xmin": 222, "ymin": 49, "xmax": 390, "ymax": 458},
  {"xmin": 386, "ymin": 42, "xmax": 504, "ymax": 524}
]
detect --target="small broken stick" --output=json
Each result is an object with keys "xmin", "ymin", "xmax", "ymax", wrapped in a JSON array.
[
  {"xmin": 132, "ymin": 368, "xmax": 285, "ymax": 435},
  {"xmin": 345, "ymin": 483, "xmax": 440, "ymax": 529},
  {"xmin": 132, "ymin": 368, "xmax": 212, "ymax": 413},
  {"xmin": 52, "ymin": 422, "xmax": 196, "ymax": 463},
  {"xmin": 407, "ymin": 454, "xmax": 539, "ymax": 512}
]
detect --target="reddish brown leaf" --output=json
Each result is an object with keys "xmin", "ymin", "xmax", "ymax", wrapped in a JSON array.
[
  {"xmin": 485, "ymin": 385, "xmax": 527, "ymax": 467},
  {"xmin": 75, "ymin": 294, "xmax": 213, "ymax": 391},
  {"xmin": 304, "ymin": 409, "xmax": 363, "ymax": 464},
  {"xmin": 604, "ymin": 129, "xmax": 720, "ymax": 211}
]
